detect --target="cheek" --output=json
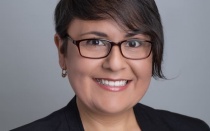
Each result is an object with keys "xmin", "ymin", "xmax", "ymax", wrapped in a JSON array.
[
  {"xmin": 130, "ymin": 58, "xmax": 153, "ymax": 102},
  {"xmin": 65, "ymin": 44, "xmax": 91, "ymax": 77},
  {"xmin": 65, "ymin": 44, "xmax": 80, "ymax": 67},
  {"xmin": 131, "ymin": 56, "xmax": 153, "ymax": 80},
  {"xmin": 66, "ymin": 57, "xmax": 93, "ymax": 99},
  {"xmin": 130, "ymin": 56, "xmax": 152, "ymax": 99},
  {"xmin": 65, "ymin": 45, "xmax": 87, "ymax": 88},
  {"xmin": 65, "ymin": 45, "xmax": 102, "ymax": 90}
]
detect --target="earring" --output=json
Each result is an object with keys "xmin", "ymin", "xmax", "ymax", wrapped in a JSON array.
[{"xmin": 61, "ymin": 69, "xmax": 67, "ymax": 78}]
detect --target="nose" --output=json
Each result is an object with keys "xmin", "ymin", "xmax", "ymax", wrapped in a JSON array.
[{"xmin": 102, "ymin": 46, "xmax": 127, "ymax": 72}]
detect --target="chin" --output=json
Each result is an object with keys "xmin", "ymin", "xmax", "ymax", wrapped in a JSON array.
[{"xmin": 90, "ymin": 97, "xmax": 137, "ymax": 115}]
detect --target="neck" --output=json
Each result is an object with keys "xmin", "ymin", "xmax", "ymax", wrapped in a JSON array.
[{"xmin": 76, "ymin": 98, "xmax": 140, "ymax": 131}]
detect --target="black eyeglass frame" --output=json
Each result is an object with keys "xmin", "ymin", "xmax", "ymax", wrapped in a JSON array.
[{"xmin": 66, "ymin": 34, "xmax": 153, "ymax": 60}]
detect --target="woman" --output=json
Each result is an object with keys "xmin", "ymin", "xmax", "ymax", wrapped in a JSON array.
[{"xmin": 12, "ymin": 0, "xmax": 210, "ymax": 131}]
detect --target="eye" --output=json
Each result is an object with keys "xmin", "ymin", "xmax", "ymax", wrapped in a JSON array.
[
  {"xmin": 86, "ymin": 39, "xmax": 105, "ymax": 46},
  {"xmin": 125, "ymin": 40, "xmax": 142, "ymax": 47}
]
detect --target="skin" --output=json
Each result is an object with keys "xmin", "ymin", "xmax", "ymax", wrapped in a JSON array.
[{"xmin": 55, "ymin": 18, "xmax": 153, "ymax": 131}]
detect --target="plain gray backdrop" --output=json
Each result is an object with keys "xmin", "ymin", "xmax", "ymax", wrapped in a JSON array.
[{"xmin": 0, "ymin": 0, "xmax": 210, "ymax": 130}]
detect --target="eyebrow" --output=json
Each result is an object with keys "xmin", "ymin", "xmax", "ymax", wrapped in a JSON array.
[
  {"xmin": 80, "ymin": 31, "xmax": 108, "ymax": 38},
  {"xmin": 125, "ymin": 30, "xmax": 144, "ymax": 37},
  {"xmin": 79, "ymin": 30, "xmax": 144, "ymax": 38}
]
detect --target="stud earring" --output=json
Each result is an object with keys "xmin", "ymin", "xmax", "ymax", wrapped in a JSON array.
[{"xmin": 61, "ymin": 69, "xmax": 67, "ymax": 78}]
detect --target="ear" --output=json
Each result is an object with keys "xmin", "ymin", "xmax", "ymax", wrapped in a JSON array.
[{"xmin": 54, "ymin": 34, "xmax": 66, "ymax": 69}]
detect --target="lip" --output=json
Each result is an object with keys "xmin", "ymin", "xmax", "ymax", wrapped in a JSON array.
[{"xmin": 93, "ymin": 78, "xmax": 131, "ymax": 92}]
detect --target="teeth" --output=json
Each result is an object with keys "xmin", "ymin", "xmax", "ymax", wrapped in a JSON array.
[{"xmin": 97, "ymin": 79, "xmax": 127, "ymax": 86}]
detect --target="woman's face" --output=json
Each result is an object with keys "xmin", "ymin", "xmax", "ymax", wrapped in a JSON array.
[{"xmin": 56, "ymin": 18, "xmax": 152, "ymax": 114}]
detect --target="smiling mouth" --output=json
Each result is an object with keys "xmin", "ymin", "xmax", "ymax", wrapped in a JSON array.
[{"xmin": 95, "ymin": 78, "xmax": 129, "ymax": 87}]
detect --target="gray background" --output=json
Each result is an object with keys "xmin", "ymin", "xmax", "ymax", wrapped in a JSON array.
[{"xmin": 0, "ymin": 0, "xmax": 210, "ymax": 130}]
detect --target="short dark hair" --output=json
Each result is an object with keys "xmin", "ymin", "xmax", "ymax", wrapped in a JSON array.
[{"xmin": 54, "ymin": 0, "xmax": 165, "ymax": 79}]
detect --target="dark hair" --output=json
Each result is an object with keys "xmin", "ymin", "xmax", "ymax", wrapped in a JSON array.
[{"xmin": 54, "ymin": 0, "xmax": 165, "ymax": 79}]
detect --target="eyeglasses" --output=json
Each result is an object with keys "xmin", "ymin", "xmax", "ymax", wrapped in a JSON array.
[{"xmin": 66, "ymin": 35, "xmax": 152, "ymax": 60}]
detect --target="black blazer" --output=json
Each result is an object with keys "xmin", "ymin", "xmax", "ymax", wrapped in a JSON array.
[{"xmin": 11, "ymin": 96, "xmax": 210, "ymax": 131}]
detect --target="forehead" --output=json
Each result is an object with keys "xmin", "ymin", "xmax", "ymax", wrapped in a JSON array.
[
  {"xmin": 67, "ymin": 18, "xmax": 149, "ymax": 40},
  {"xmin": 68, "ymin": 18, "xmax": 125, "ymax": 33}
]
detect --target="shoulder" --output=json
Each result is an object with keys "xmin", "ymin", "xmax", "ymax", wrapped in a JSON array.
[
  {"xmin": 10, "ymin": 107, "xmax": 68, "ymax": 131},
  {"xmin": 11, "ymin": 96, "xmax": 83, "ymax": 131},
  {"xmin": 134, "ymin": 103, "xmax": 210, "ymax": 131}
]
